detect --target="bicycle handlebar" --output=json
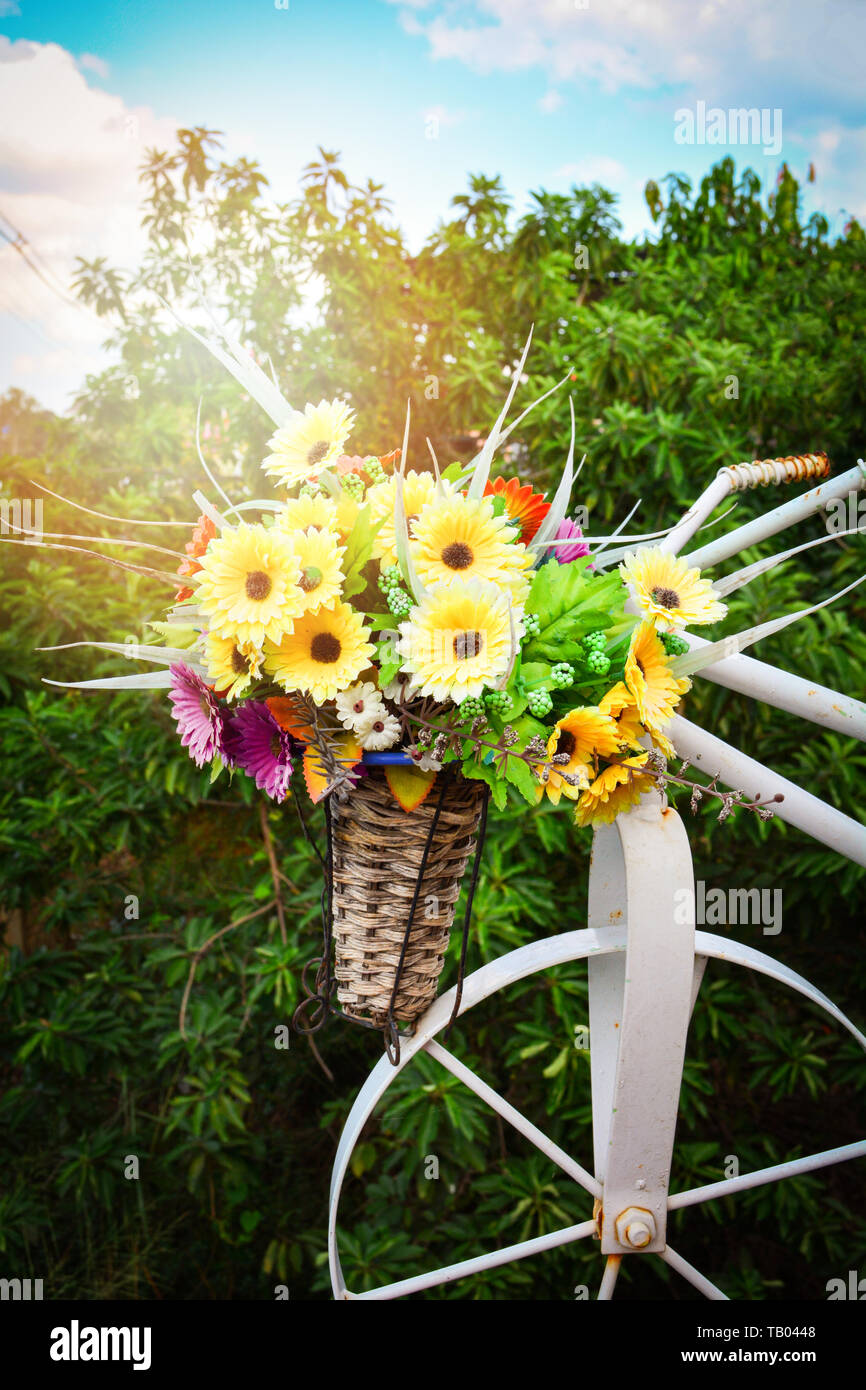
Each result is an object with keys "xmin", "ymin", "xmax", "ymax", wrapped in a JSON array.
[{"xmin": 717, "ymin": 452, "xmax": 830, "ymax": 492}]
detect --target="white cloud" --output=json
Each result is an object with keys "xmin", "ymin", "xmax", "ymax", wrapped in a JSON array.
[
  {"xmin": 538, "ymin": 90, "xmax": 562, "ymax": 114},
  {"xmin": 77, "ymin": 52, "xmax": 110, "ymax": 79},
  {"xmin": 391, "ymin": 0, "xmax": 865, "ymax": 110},
  {"xmin": 0, "ymin": 1, "xmax": 21, "ymax": 15},
  {"xmin": 0, "ymin": 38, "xmax": 178, "ymax": 409}
]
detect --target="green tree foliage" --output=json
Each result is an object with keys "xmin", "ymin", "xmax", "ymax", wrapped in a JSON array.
[{"xmin": 0, "ymin": 135, "xmax": 863, "ymax": 1299}]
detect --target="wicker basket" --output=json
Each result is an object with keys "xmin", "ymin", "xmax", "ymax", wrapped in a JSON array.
[{"xmin": 329, "ymin": 767, "xmax": 487, "ymax": 1026}]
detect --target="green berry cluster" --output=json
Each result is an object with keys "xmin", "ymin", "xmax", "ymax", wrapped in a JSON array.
[
  {"xmin": 387, "ymin": 588, "xmax": 413, "ymax": 618},
  {"xmin": 523, "ymin": 612, "xmax": 541, "ymax": 637},
  {"xmin": 527, "ymin": 687, "xmax": 553, "ymax": 717},
  {"xmin": 581, "ymin": 630, "xmax": 606, "ymax": 652},
  {"xmin": 661, "ymin": 631, "xmax": 689, "ymax": 657},
  {"xmin": 299, "ymin": 480, "xmax": 323, "ymax": 498},
  {"xmin": 586, "ymin": 650, "xmax": 611, "ymax": 676},
  {"xmin": 378, "ymin": 565, "xmax": 403, "ymax": 596},
  {"xmin": 484, "ymin": 689, "xmax": 513, "ymax": 715},
  {"xmin": 550, "ymin": 662, "xmax": 575, "ymax": 689},
  {"xmin": 364, "ymin": 456, "xmax": 386, "ymax": 484},
  {"xmin": 458, "ymin": 696, "xmax": 486, "ymax": 721},
  {"xmin": 341, "ymin": 472, "xmax": 365, "ymax": 501}
]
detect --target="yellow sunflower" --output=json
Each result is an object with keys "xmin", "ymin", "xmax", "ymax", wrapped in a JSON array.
[
  {"xmin": 264, "ymin": 601, "xmax": 375, "ymax": 704},
  {"xmin": 194, "ymin": 523, "xmax": 303, "ymax": 648},
  {"xmin": 367, "ymin": 470, "xmax": 438, "ymax": 569},
  {"xmin": 624, "ymin": 621, "xmax": 691, "ymax": 731},
  {"xmin": 205, "ymin": 633, "xmax": 263, "ymax": 701},
  {"xmin": 534, "ymin": 706, "xmax": 622, "ymax": 805},
  {"xmin": 276, "ymin": 494, "xmax": 338, "ymax": 533},
  {"xmin": 289, "ymin": 526, "xmax": 345, "ymax": 614},
  {"xmin": 599, "ymin": 682, "xmax": 645, "ymax": 751},
  {"xmin": 620, "ymin": 548, "xmax": 727, "ymax": 630},
  {"xmin": 396, "ymin": 578, "xmax": 514, "ymax": 703},
  {"xmin": 262, "ymin": 400, "xmax": 355, "ymax": 488},
  {"xmin": 334, "ymin": 489, "xmax": 361, "ymax": 538},
  {"xmin": 574, "ymin": 755, "xmax": 655, "ymax": 827},
  {"xmin": 411, "ymin": 494, "xmax": 532, "ymax": 606}
]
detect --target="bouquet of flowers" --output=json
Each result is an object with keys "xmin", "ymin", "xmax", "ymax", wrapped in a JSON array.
[{"xmin": 38, "ymin": 319, "xmax": 846, "ymax": 1047}]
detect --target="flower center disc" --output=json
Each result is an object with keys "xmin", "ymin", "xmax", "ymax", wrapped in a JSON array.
[
  {"xmin": 245, "ymin": 569, "xmax": 272, "ymax": 601},
  {"xmin": 651, "ymin": 585, "xmax": 680, "ymax": 610},
  {"xmin": 307, "ymin": 440, "xmax": 329, "ymax": 467},
  {"xmin": 557, "ymin": 730, "xmax": 577, "ymax": 758},
  {"xmin": 231, "ymin": 647, "xmax": 248, "ymax": 674},
  {"xmin": 299, "ymin": 566, "xmax": 322, "ymax": 593},
  {"xmin": 310, "ymin": 632, "xmax": 342, "ymax": 664},
  {"xmin": 441, "ymin": 541, "xmax": 474, "ymax": 570},
  {"xmin": 453, "ymin": 630, "xmax": 483, "ymax": 660}
]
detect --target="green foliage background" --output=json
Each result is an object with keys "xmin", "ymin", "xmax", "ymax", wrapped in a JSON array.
[{"xmin": 1, "ymin": 133, "xmax": 864, "ymax": 1299}]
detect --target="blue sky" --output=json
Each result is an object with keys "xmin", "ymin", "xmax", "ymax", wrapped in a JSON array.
[{"xmin": 1, "ymin": 0, "xmax": 863, "ymax": 410}]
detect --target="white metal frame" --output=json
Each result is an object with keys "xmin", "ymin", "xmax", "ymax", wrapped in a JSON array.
[
  {"xmin": 327, "ymin": 455, "xmax": 866, "ymax": 1301},
  {"xmin": 328, "ymin": 790, "xmax": 866, "ymax": 1300}
]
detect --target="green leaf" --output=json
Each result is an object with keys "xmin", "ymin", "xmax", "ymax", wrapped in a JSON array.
[
  {"xmin": 461, "ymin": 756, "xmax": 508, "ymax": 810},
  {"xmin": 504, "ymin": 755, "xmax": 538, "ymax": 805},
  {"xmin": 341, "ymin": 503, "xmax": 384, "ymax": 599},
  {"xmin": 523, "ymin": 561, "xmax": 625, "ymax": 663}
]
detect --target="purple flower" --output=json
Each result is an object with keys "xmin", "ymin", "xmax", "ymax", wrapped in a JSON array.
[
  {"xmin": 226, "ymin": 701, "xmax": 294, "ymax": 803},
  {"xmin": 168, "ymin": 663, "xmax": 227, "ymax": 768},
  {"xmin": 554, "ymin": 517, "xmax": 591, "ymax": 565}
]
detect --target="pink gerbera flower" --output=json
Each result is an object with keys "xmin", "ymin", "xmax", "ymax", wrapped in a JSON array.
[
  {"xmin": 226, "ymin": 701, "xmax": 294, "ymax": 802},
  {"xmin": 168, "ymin": 663, "xmax": 227, "ymax": 767},
  {"xmin": 554, "ymin": 517, "xmax": 591, "ymax": 565}
]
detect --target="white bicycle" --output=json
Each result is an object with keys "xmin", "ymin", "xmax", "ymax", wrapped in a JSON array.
[{"xmin": 327, "ymin": 454, "xmax": 866, "ymax": 1300}]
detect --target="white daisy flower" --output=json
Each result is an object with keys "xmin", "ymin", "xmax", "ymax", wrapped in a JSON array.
[
  {"xmin": 382, "ymin": 672, "xmax": 421, "ymax": 704},
  {"xmin": 405, "ymin": 744, "xmax": 442, "ymax": 772},
  {"xmin": 334, "ymin": 681, "xmax": 385, "ymax": 732},
  {"xmin": 357, "ymin": 710, "xmax": 402, "ymax": 751}
]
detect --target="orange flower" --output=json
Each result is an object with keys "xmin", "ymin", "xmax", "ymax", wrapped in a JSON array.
[
  {"xmin": 484, "ymin": 476, "xmax": 550, "ymax": 542},
  {"xmin": 175, "ymin": 513, "xmax": 217, "ymax": 601}
]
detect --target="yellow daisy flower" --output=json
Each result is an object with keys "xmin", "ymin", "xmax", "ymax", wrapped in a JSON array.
[
  {"xmin": 262, "ymin": 400, "xmax": 355, "ymax": 488},
  {"xmin": 264, "ymin": 601, "xmax": 375, "ymax": 704},
  {"xmin": 194, "ymin": 523, "xmax": 304, "ymax": 649},
  {"xmin": 599, "ymin": 682, "xmax": 645, "ymax": 751},
  {"xmin": 289, "ymin": 526, "xmax": 345, "ymax": 614},
  {"xmin": 534, "ymin": 706, "xmax": 622, "ymax": 805},
  {"xmin": 624, "ymin": 621, "xmax": 691, "ymax": 731},
  {"xmin": 334, "ymin": 489, "xmax": 361, "ymax": 538},
  {"xmin": 620, "ymin": 547, "xmax": 727, "ymax": 630},
  {"xmin": 574, "ymin": 755, "xmax": 655, "ymax": 827},
  {"xmin": 367, "ymin": 470, "xmax": 438, "ymax": 569},
  {"xmin": 411, "ymin": 494, "xmax": 532, "ymax": 606},
  {"xmin": 276, "ymin": 494, "xmax": 338, "ymax": 533},
  {"xmin": 205, "ymin": 633, "xmax": 263, "ymax": 701},
  {"xmin": 396, "ymin": 578, "xmax": 514, "ymax": 703}
]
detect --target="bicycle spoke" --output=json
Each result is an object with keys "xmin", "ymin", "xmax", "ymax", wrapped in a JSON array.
[
  {"xmin": 597, "ymin": 1255, "xmax": 621, "ymax": 1301},
  {"xmin": 659, "ymin": 1245, "xmax": 728, "ymax": 1301},
  {"xmin": 669, "ymin": 1140, "xmax": 866, "ymax": 1211},
  {"xmin": 426, "ymin": 1039, "xmax": 602, "ymax": 1199},
  {"xmin": 669, "ymin": 715, "xmax": 866, "ymax": 868},
  {"xmin": 354, "ymin": 1219, "xmax": 598, "ymax": 1300}
]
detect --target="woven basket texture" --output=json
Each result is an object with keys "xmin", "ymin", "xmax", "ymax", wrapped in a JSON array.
[{"xmin": 329, "ymin": 768, "xmax": 485, "ymax": 1025}]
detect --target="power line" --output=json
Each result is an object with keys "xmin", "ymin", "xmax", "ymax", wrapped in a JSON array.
[{"xmin": 0, "ymin": 208, "xmax": 103, "ymax": 319}]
